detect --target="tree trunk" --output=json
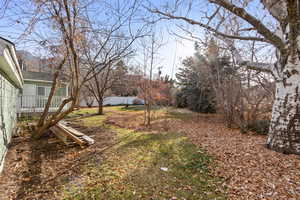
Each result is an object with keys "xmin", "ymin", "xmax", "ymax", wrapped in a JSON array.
[
  {"xmin": 33, "ymin": 124, "xmax": 49, "ymax": 139},
  {"xmin": 97, "ymin": 99, "xmax": 103, "ymax": 115},
  {"xmin": 146, "ymin": 103, "xmax": 151, "ymax": 126},
  {"xmin": 33, "ymin": 118, "xmax": 56, "ymax": 139},
  {"xmin": 267, "ymin": 62, "xmax": 300, "ymax": 154}
]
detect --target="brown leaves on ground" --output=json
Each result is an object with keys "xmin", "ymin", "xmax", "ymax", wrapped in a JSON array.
[
  {"xmin": 168, "ymin": 115, "xmax": 300, "ymax": 200},
  {"xmin": 106, "ymin": 108, "xmax": 300, "ymax": 200},
  {"xmin": 0, "ymin": 121, "xmax": 115, "ymax": 200}
]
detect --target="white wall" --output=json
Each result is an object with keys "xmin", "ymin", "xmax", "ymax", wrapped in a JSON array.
[
  {"xmin": 0, "ymin": 73, "xmax": 20, "ymax": 173},
  {"xmin": 0, "ymin": 38, "xmax": 23, "ymax": 173}
]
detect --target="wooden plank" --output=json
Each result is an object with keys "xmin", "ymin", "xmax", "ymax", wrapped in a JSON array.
[
  {"xmin": 58, "ymin": 122, "xmax": 94, "ymax": 145},
  {"xmin": 50, "ymin": 126, "xmax": 69, "ymax": 145},
  {"xmin": 59, "ymin": 122, "xmax": 85, "ymax": 137},
  {"xmin": 50, "ymin": 122, "xmax": 94, "ymax": 146},
  {"xmin": 79, "ymin": 135, "xmax": 94, "ymax": 145},
  {"xmin": 55, "ymin": 124, "xmax": 85, "ymax": 146}
]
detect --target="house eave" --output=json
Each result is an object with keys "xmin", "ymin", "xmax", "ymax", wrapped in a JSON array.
[
  {"xmin": 24, "ymin": 78, "xmax": 53, "ymax": 83},
  {"xmin": 0, "ymin": 38, "xmax": 24, "ymax": 89},
  {"xmin": 24, "ymin": 78, "xmax": 68, "ymax": 85}
]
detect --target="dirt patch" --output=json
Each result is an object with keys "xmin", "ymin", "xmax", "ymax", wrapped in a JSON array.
[
  {"xmin": 105, "ymin": 111, "xmax": 144, "ymax": 129},
  {"xmin": 105, "ymin": 109, "xmax": 224, "ymax": 132},
  {"xmin": 0, "ymin": 122, "xmax": 115, "ymax": 200}
]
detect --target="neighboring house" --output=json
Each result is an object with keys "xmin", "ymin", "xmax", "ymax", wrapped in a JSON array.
[
  {"xmin": 79, "ymin": 96, "xmax": 144, "ymax": 107},
  {"xmin": 18, "ymin": 71, "xmax": 69, "ymax": 113},
  {"xmin": 0, "ymin": 37, "xmax": 23, "ymax": 173}
]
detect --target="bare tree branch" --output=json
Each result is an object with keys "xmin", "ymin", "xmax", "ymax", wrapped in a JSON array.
[
  {"xmin": 239, "ymin": 61, "xmax": 273, "ymax": 73},
  {"xmin": 209, "ymin": 0, "xmax": 285, "ymax": 52},
  {"xmin": 152, "ymin": 9, "xmax": 268, "ymax": 43}
]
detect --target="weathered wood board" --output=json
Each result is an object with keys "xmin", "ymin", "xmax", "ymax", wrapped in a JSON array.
[{"xmin": 50, "ymin": 122, "xmax": 94, "ymax": 146}]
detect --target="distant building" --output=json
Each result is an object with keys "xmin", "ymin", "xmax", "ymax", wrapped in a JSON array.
[
  {"xmin": 0, "ymin": 37, "xmax": 23, "ymax": 173},
  {"xmin": 18, "ymin": 71, "xmax": 69, "ymax": 113}
]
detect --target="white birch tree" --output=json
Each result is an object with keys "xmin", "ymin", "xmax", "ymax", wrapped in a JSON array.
[{"xmin": 152, "ymin": 0, "xmax": 300, "ymax": 154}]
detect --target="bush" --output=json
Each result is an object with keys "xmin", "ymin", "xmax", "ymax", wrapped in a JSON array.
[
  {"xmin": 132, "ymin": 98, "xmax": 143, "ymax": 105},
  {"xmin": 175, "ymin": 91, "xmax": 187, "ymax": 108},
  {"xmin": 175, "ymin": 89, "xmax": 216, "ymax": 113},
  {"xmin": 246, "ymin": 119, "xmax": 270, "ymax": 135}
]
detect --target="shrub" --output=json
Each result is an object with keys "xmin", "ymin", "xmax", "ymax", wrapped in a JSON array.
[
  {"xmin": 246, "ymin": 119, "xmax": 270, "ymax": 135},
  {"xmin": 175, "ymin": 91, "xmax": 187, "ymax": 108},
  {"xmin": 175, "ymin": 89, "xmax": 216, "ymax": 113},
  {"xmin": 132, "ymin": 98, "xmax": 143, "ymax": 105}
]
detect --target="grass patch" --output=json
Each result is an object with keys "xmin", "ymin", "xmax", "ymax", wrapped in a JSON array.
[
  {"xmin": 119, "ymin": 105, "xmax": 146, "ymax": 111},
  {"xmin": 60, "ymin": 126, "xmax": 225, "ymax": 200},
  {"xmin": 79, "ymin": 115, "xmax": 107, "ymax": 127},
  {"xmin": 166, "ymin": 110, "xmax": 197, "ymax": 121},
  {"xmin": 66, "ymin": 107, "xmax": 115, "ymax": 127},
  {"xmin": 67, "ymin": 108, "xmax": 99, "ymax": 118},
  {"xmin": 67, "ymin": 106, "xmax": 123, "ymax": 119},
  {"xmin": 118, "ymin": 105, "xmax": 163, "ymax": 112}
]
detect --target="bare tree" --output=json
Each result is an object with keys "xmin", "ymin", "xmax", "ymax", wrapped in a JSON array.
[
  {"xmin": 76, "ymin": 0, "xmax": 147, "ymax": 114},
  {"xmin": 85, "ymin": 61, "xmax": 127, "ymax": 114},
  {"xmin": 152, "ymin": 0, "xmax": 300, "ymax": 154},
  {"xmin": 31, "ymin": 0, "xmax": 142, "ymax": 137},
  {"xmin": 30, "ymin": 0, "xmax": 88, "ymax": 138},
  {"xmin": 80, "ymin": 88, "xmax": 95, "ymax": 108},
  {"xmin": 0, "ymin": 0, "xmax": 10, "ymax": 19},
  {"xmin": 137, "ymin": 31, "xmax": 164, "ymax": 126}
]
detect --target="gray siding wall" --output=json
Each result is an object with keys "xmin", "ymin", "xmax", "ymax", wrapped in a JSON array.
[{"xmin": 0, "ymin": 74, "xmax": 19, "ymax": 172}]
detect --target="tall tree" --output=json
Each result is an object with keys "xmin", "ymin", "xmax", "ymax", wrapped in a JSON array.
[
  {"xmin": 176, "ymin": 54, "xmax": 216, "ymax": 113},
  {"xmin": 32, "ymin": 0, "xmax": 89, "ymax": 137},
  {"xmin": 153, "ymin": 0, "xmax": 300, "ymax": 154},
  {"xmin": 85, "ymin": 61, "xmax": 127, "ymax": 114}
]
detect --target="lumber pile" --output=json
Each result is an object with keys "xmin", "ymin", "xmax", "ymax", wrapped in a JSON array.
[{"xmin": 50, "ymin": 122, "xmax": 94, "ymax": 146}]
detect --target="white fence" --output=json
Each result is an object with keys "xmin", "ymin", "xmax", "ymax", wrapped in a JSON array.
[
  {"xmin": 79, "ymin": 96, "xmax": 144, "ymax": 107},
  {"xmin": 17, "ymin": 95, "xmax": 69, "ymax": 113},
  {"xmin": 103, "ymin": 96, "xmax": 144, "ymax": 106}
]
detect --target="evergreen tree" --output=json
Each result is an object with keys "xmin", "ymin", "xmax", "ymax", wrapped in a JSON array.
[{"xmin": 176, "ymin": 55, "xmax": 216, "ymax": 113}]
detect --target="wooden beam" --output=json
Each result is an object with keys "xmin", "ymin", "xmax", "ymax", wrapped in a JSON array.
[{"xmin": 50, "ymin": 122, "xmax": 94, "ymax": 146}]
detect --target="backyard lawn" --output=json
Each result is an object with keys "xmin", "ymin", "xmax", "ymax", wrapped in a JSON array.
[
  {"xmin": 61, "ymin": 106, "xmax": 225, "ymax": 200},
  {"xmin": 0, "ymin": 106, "xmax": 225, "ymax": 200},
  {"xmin": 1, "ymin": 105, "xmax": 300, "ymax": 200}
]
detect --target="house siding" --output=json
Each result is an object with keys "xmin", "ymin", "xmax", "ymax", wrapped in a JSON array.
[
  {"xmin": 22, "ymin": 81, "xmax": 67, "ymax": 96},
  {"xmin": 0, "ymin": 73, "xmax": 20, "ymax": 172},
  {"xmin": 18, "ymin": 80, "xmax": 68, "ymax": 113}
]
